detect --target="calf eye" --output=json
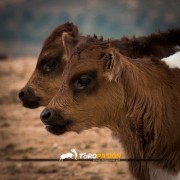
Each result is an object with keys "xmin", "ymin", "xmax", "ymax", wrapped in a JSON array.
[
  {"xmin": 74, "ymin": 75, "xmax": 93, "ymax": 91},
  {"xmin": 42, "ymin": 61, "xmax": 57, "ymax": 74},
  {"xmin": 43, "ymin": 64, "xmax": 51, "ymax": 73}
]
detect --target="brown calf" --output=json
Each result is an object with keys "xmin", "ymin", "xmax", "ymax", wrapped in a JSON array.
[
  {"xmin": 40, "ymin": 41, "xmax": 180, "ymax": 180},
  {"xmin": 19, "ymin": 21, "xmax": 180, "ymax": 109}
]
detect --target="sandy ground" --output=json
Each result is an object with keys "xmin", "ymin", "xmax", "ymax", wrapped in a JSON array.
[{"xmin": 0, "ymin": 58, "xmax": 132, "ymax": 180}]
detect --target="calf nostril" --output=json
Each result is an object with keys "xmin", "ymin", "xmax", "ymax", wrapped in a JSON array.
[
  {"xmin": 40, "ymin": 110, "xmax": 52, "ymax": 123},
  {"xmin": 43, "ymin": 112, "xmax": 51, "ymax": 120},
  {"xmin": 19, "ymin": 91, "xmax": 25, "ymax": 100}
]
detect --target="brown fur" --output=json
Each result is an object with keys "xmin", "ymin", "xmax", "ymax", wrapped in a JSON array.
[
  {"xmin": 46, "ymin": 41, "xmax": 180, "ymax": 180},
  {"xmin": 19, "ymin": 22, "xmax": 81, "ymax": 107},
  {"xmin": 112, "ymin": 29, "xmax": 180, "ymax": 58},
  {"xmin": 19, "ymin": 21, "xmax": 180, "ymax": 108}
]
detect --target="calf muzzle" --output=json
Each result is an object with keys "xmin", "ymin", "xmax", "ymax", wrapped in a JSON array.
[
  {"xmin": 40, "ymin": 108, "xmax": 71, "ymax": 135},
  {"xmin": 19, "ymin": 86, "xmax": 40, "ymax": 109}
]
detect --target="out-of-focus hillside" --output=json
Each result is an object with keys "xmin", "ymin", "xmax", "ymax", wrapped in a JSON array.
[{"xmin": 0, "ymin": 0, "xmax": 179, "ymax": 56}]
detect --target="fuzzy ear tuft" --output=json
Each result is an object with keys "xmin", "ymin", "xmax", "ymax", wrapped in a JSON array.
[
  {"xmin": 103, "ymin": 48, "xmax": 123, "ymax": 81},
  {"xmin": 62, "ymin": 25, "xmax": 79, "ymax": 60},
  {"xmin": 103, "ymin": 49, "xmax": 117, "ymax": 71}
]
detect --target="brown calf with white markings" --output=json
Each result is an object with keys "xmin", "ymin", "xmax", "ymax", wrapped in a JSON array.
[{"xmin": 40, "ymin": 40, "xmax": 180, "ymax": 180}]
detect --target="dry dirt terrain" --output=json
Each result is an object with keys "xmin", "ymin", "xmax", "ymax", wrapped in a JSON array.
[{"xmin": 0, "ymin": 58, "xmax": 132, "ymax": 180}]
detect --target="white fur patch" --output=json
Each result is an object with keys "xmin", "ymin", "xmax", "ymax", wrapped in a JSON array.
[
  {"xmin": 149, "ymin": 165, "xmax": 180, "ymax": 180},
  {"xmin": 162, "ymin": 51, "xmax": 180, "ymax": 69},
  {"xmin": 175, "ymin": 46, "xmax": 180, "ymax": 50}
]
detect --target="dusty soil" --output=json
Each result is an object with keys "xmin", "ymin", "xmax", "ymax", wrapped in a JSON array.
[{"xmin": 0, "ymin": 58, "xmax": 132, "ymax": 180}]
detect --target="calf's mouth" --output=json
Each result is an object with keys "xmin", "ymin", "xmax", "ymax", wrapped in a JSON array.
[
  {"xmin": 22, "ymin": 99, "xmax": 40, "ymax": 109},
  {"xmin": 40, "ymin": 108, "xmax": 72, "ymax": 135},
  {"xmin": 45, "ymin": 124, "xmax": 68, "ymax": 135}
]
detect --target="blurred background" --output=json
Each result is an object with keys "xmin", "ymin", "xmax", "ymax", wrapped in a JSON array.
[
  {"xmin": 0, "ymin": 0, "xmax": 179, "ymax": 57},
  {"xmin": 0, "ymin": 1, "xmax": 179, "ymax": 179}
]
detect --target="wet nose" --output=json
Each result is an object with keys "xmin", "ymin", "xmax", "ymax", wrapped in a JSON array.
[
  {"xmin": 18, "ymin": 87, "xmax": 40, "ymax": 108},
  {"xmin": 40, "ymin": 108, "xmax": 54, "ymax": 124},
  {"xmin": 19, "ymin": 87, "xmax": 33, "ymax": 101},
  {"xmin": 18, "ymin": 90, "xmax": 25, "ymax": 100}
]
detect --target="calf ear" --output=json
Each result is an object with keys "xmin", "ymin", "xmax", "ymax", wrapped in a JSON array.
[
  {"xmin": 103, "ymin": 49, "xmax": 117, "ymax": 71},
  {"xmin": 103, "ymin": 48, "xmax": 122, "ymax": 81},
  {"xmin": 62, "ymin": 25, "xmax": 79, "ymax": 60}
]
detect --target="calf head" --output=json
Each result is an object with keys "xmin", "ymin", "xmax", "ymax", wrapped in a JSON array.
[
  {"xmin": 40, "ymin": 42, "xmax": 126, "ymax": 135},
  {"xmin": 19, "ymin": 22, "xmax": 80, "ymax": 108}
]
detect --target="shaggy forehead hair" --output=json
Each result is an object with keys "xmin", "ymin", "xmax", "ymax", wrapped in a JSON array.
[{"xmin": 71, "ymin": 39, "xmax": 111, "ymax": 60}]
